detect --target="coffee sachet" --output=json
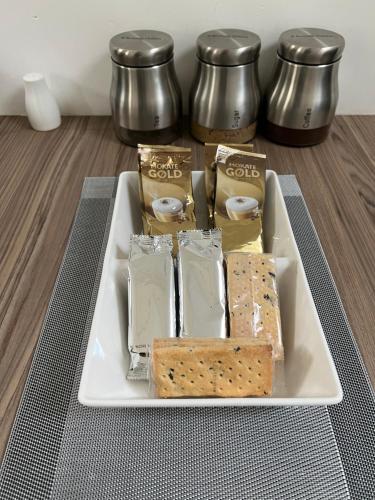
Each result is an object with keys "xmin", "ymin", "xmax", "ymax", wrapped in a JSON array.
[
  {"xmin": 204, "ymin": 143, "xmax": 253, "ymax": 227},
  {"xmin": 214, "ymin": 145, "xmax": 266, "ymax": 252},
  {"xmin": 138, "ymin": 145, "xmax": 196, "ymax": 248}
]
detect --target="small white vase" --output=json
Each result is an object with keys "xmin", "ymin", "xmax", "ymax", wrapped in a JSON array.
[{"xmin": 23, "ymin": 73, "xmax": 61, "ymax": 131}]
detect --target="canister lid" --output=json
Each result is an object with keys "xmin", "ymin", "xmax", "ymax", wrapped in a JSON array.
[
  {"xmin": 197, "ymin": 29, "xmax": 261, "ymax": 66},
  {"xmin": 278, "ymin": 28, "xmax": 345, "ymax": 65},
  {"xmin": 110, "ymin": 30, "xmax": 174, "ymax": 67}
]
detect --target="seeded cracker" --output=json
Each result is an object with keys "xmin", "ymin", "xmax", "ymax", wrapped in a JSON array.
[
  {"xmin": 226, "ymin": 253, "xmax": 284, "ymax": 360},
  {"xmin": 152, "ymin": 338, "xmax": 272, "ymax": 398}
]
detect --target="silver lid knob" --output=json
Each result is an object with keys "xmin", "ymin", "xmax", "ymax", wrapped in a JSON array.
[
  {"xmin": 110, "ymin": 30, "xmax": 174, "ymax": 67},
  {"xmin": 278, "ymin": 28, "xmax": 345, "ymax": 65},
  {"xmin": 197, "ymin": 29, "xmax": 261, "ymax": 66}
]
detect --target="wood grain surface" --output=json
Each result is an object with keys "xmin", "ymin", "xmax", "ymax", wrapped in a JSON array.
[{"xmin": 0, "ymin": 116, "xmax": 374, "ymax": 460}]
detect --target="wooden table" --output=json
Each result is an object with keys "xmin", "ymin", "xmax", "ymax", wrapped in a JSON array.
[{"xmin": 0, "ymin": 116, "xmax": 374, "ymax": 459}]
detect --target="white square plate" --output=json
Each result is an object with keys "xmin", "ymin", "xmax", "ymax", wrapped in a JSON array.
[{"xmin": 78, "ymin": 171, "xmax": 342, "ymax": 407}]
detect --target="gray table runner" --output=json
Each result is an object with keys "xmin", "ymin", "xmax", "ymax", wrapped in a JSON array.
[{"xmin": 0, "ymin": 176, "xmax": 374, "ymax": 499}]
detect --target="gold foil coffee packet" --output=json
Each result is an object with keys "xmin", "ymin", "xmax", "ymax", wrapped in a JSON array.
[
  {"xmin": 204, "ymin": 143, "xmax": 253, "ymax": 227},
  {"xmin": 214, "ymin": 145, "xmax": 266, "ymax": 253},
  {"xmin": 138, "ymin": 145, "xmax": 196, "ymax": 247}
]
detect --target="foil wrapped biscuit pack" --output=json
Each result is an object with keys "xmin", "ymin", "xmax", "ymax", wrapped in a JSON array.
[
  {"xmin": 177, "ymin": 229, "xmax": 226, "ymax": 339},
  {"xmin": 127, "ymin": 234, "xmax": 175, "ymax": 380},
  {"xmin": 138, "ymin": 145, "xmax": 196, "ymax": 249},
  {"xmin": 214, "ymin": 145, "xmax": 266, "ymax": 253},
  {"xmin": 204, "ymin": 143, "xmax": 254, "ymax": 227}
]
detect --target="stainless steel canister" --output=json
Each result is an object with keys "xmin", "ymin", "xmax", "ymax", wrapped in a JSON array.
[
  {"xmin": 264, "ymin": 28, "xmax": 345, "ymax": 146},
  {"xmin": 110, "ymin": 30, "xmax": 182, "ymax": 146},
  {"xmin": 190, "ymin": 29, "xmax": 261, "ymax": 144}
]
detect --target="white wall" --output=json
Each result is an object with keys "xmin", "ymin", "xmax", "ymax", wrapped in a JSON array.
[{"xmin": 1, "ymin": 0, "xmax": 374, "ymax": 115}]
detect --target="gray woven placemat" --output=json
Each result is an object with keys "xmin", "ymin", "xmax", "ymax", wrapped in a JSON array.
[{"xmin": 0, "ymin": 176, "xmax": 374, "ymax": 500}]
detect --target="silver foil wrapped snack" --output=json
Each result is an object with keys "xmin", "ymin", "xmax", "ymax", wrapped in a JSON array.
[
  {"xmin": 177, "ymin": 229, "xmax": 226, "ymax": 338},
  {"xmin": 127, "ymin": 234, "xmax": 175, "ymax": 380}
]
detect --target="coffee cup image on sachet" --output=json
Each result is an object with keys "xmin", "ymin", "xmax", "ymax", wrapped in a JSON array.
[
  {"xmin": 225, "ymin": 196, "xmax": 259, "ymax": 220},
  {"xmin": 152, "ymin": 197, "xmax": 184, "ymax": 222}
]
